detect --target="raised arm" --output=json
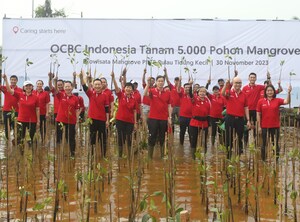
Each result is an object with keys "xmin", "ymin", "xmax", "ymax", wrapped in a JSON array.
[
  {"xmin": 222, "ymin": 80, "xmax": 230, "ymax": 97},
  {"xmin": 111, "ymin": 71, "xmax": 120, "ymax": 94},
  {"xmin": 2, "ymin": 74, "xmax": 13, "ymax": 95},
  {"xmin": 143, "ymin": 77, "xmax": 151, "ymax": 97},
  {"xmin": 164, "ymin": 67, "xmax": 171, "ymax": 86},
  {"xmin": 283, "ymin": 85, "xmax": 292, "ymax": 105}
]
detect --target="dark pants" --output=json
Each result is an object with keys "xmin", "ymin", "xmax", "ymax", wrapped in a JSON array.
[
  {"xmin": 3, "ymin": 111, "xmax": 18, "ymax": 139},
  {"xmin": 54, "ymin": 114, "xmax": 63, "ymax": 144},
  {"xmin": 90, "ymin": 119, "xmax": 107, "ymax": 157},
  {"xmin": 179, "ymin": 116, "xmax": 191, "ymax": 145},
  {"xmin": 244, "ymin": 110, "xmax": 257, "ymax": 144},
  {"xmin": 17, "ymin": 122, "xmax": 36, "ymax": 144},
  {"xmin": 225, "ymin": 115, "xmax": 244, "ymax": 158},
  {"xmin": 171, "ymin": 106, "xmax": 180, "ymax": 132},
  {"xmin": 261, "ymin": 128, "xmax": 280, "ymax": 161},
  {"xmin": 40, "ymin": 115, "xmax": 46, "ymax": 142},
  {"xmin": 116, "ymin": 120, "xmax": 134, "ymax": 157},
  {"xmin": 57, "ymin": 122, "xmax": 76, "ymax": 156},
  {"xmin": 210, "ymin": 117, "xmax": 222, "ymax": 145},
  {"xmin": 147, "ymin": 118, "xmax": 168, "ymax": 147},
  {"xmin": 189, "ymin": 126, "xmax": 208, "ymax": 153}
]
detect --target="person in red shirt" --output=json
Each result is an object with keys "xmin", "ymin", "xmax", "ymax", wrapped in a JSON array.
[
  {"xmin": 48, "ymin": 73, "xmax": 65, "ymax": 143},
  {"xmin": 257, "ymin": 84, "xmax": 291, "ymax": 161},
  {"xmin": 260, "ymin": 79, "xmax": 283, "ymax": 98},
  {"xmin": 54, "ymin": 79, "xmax": 80, "ymax": 157},
  {"xmin": 100, "ymin": 77, "xmax": 114, "ymax": 118},
  {"xmin": 80, "ymin": 72, "xmax": 109, "ymax": 157},
  {"xmin": 165, "ymin": 72, "xmax": 181, "ymax": 133},
  {"xmin": 142, "ymin": 69, "xmax": 155, "ymax": 126},
  {"xmin": 207, "ymin": 85, "xmax": 225, "ymax": 146},
  {"xmin": 33, "ymin": 80, "xmax": 50, "ymax": 142},
  {"xmin": 177, "ymin": 79, "xmax": 193, "ymax": 146},
  {"xmin": 73, "ymin": 92, "xmax": 85, "ymax": 122},
  {"xmin": 189, "ymin": 86, "xmax": 211, "ymax": 158},
  {"xmin": 144, "ymin": 70, "xmax": 172, "ymax": 159},
  {"xmin": 3, "ymin": 75, "xmax": 40, "ymax": 145},
  {"xmin": 242, "ymin": 72, "xmax": 266, "ymax": 144},
  {"xmin": 0, "ymin": 75, "xmax": 22, "ymax": 139},
  {"xmin": 222, "ymin": 77, "xmax": 251, "ymax": 158},
  {"xmin": 111, "ymin": 71, "xmax": 137, "ymax": 158}
]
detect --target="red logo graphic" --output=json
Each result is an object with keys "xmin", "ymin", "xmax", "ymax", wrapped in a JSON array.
[{"xmin": 13, "ymin": 26, "xmax": 19, "ymax": 34}]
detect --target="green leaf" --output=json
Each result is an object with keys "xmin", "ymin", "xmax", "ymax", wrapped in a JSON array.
[
  {"xmin": 140, "ymin": 199, "xmax": 147, "ymax": 211},
  {"xmin": 33, "ymin": 203, "xmax": 45, "ymax": 211},
  {"xmin": 149, "ymin": 199, "xmax": 157, "ymax": 211},
  {"xmin": 151, "ymin": 191, "xmax": 163, "ymax": 197},
  {"xmin": 206, "ymin": 181, "xmax": 215, "ymax": 186},
  {"xmin": 280, "ymin": 60, "xmax": 285, "ymax": 66},
  {"xmin": 141, "ymin": 214, "xmax": 152, "ymax": 222}
]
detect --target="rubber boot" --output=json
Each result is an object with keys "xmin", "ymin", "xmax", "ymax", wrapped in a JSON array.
[{"xmin": 148, "ymin": 146, "xmax": 154, "ymax": 159}]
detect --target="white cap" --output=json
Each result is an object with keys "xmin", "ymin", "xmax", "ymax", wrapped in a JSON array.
[{"xmin": 23, "ymin": 80, "xmax": 33, "ymax": 86}]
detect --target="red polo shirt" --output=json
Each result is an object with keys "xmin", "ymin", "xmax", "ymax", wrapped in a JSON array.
[
  {"xmin": 148, "ymin": 88, "xmax": 171, "ymax": 120},
  {"xmin": 189, "ymin": 96, "xmax": 210, "ymax": 128},
  {"xmin": 207, "ymin": 94, "xmax": 225, "ymax": 119},
  {"xmin": 56, "ymin": 92, "xmax": 80, "ymax": 124},
  {"xmin": 103, "ymin": 88, "xmax": 114, "ymax": 104},
  {"xmin": 242, "ymin": 84, "xmax": 265, "ymax": 110},
  {"xmin": 13, "ymin": 91, "xmax": 39, "ymax": 123},
  {"xmin": 51, "ymin": 89, "xmax": 65, "ymax": 114},
  {"xmin": 132, "ymin": 89, "xmax": 142, "ymax": 114},
  {"xmin": 33, "ymin": 90, "xmax": 50, "ymax": 115},
  {"xmin": 178, "ymin": 92, "xmax": 192, "ymax": 118},
  {"xmin": 169, "ymin": 83, "xmax": 182, "ymax": 107},
  {"xmin": 225, "ymin": 89, "xmax": 248, "ymax": 117},
  {"xmin": 116, "ymin": 91, "xmax": 137, "ymax": 123},
  {"xmin": 85, "ymin": 89, "xmax": 109, "ymax": 121},
  {"xmin": 257, "ymin": 98, "xmax": 284, "ymax": 128},
  {"xmin": 0, "ymin": 85, "xmax": 22, "ymax": 112}
]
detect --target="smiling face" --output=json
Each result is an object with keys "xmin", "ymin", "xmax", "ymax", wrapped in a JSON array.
[
  {"xmin": 233, "ymin": 77, "xmax": 242, "ymax": 91},
  {"xmin": 93, "ymin": 79, "xmax": 102, "ymax": 93},
  {"xmin": 124, "ymin": 85, "xmax": 133, "ymax": 95},
  {"xmin": 24, "ymin": 84, "xmax": 33, "ymax": 93},
  {"xmin": 265, "ymin": 86, "xmax": 275, "ymax": 98},
  {"xmin": 36, "ymin": 80, "xmax": 44, "ymax": 91},
  {"xmin": 248, "ymin": 74, "xmax": 257, "ymax": 85},
  {"xmin": 10, "ymin": 77, "xmax": 18, "ymax": 87},
  {"xmin": 64, "ymin": 82, "xmax": 73, "ymax": 94},
  {"xmin": 101, "ymin": 78, "xmax": 108, "ymax": 89},
  {"xmin": 156, "ymin": 77, "xmax": 165, "ymax": 89},
  {"xmin": 198, "ymin": 87, "xmax": 207, "ymax": 98},
  {"xmin": 57, "ymin": 80, "xmax": 64, "ymax": 91}
]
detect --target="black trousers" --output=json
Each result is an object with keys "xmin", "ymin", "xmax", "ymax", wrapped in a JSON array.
[
  {"xmin": 57, "ymin": 122, "xmax": 76, "ymax": 156},
  {"xmin": 179, "ymin": 116, "xmax": 191, "ymax": 145},
  {"xmin": 90, "ymin": 119, "xmax": 107, "ymax": 157},
  {"xmin": 189, "ymin": 125, "xmax": 208, "ymax": 152},
  {"xmin": 116, "ymin": 120, "xmax": 134, "ymax": 157},
  {"xmin": 210, "ymin": 117, "xmax": 222, "ymax": 140},
  {"xmin": 40, "ymin": 115, "xmax": 46, "ymax": 142},
  {"xmin": 54, "ymin": 114, "xmax": 63, "ymax": 144},
  {"xmin": 147, "ymin": 118, "xmax": 168, "ymax": 147},
  {"xmin": 244, "ymin": 110, "xmax": 257, "ymax": 143},
  {"xmin": 17, "ymin": 122, "xmax": 36, "ymax": 144},
  {"xmin": 171, "ymin": 106, "xmax": 180, "ymax": 131},
  {"xmin": 3, "ymin": 111, "xmax": 18, "ymax": 139},
  {"xmin": 261, "ymin": 128, "xmax": 280, "ymax": 161},
  {"xmin": 225, "ymin": 115, "xmax": 244, "ymax": 158}
]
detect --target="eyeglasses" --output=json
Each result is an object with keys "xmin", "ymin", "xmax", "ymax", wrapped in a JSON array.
[{"xmin": 234, "ymin": 82, "xmax": 242, "ymax": 84}]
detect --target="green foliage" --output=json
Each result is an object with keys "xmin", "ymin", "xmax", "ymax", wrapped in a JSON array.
[
  {"xmin": 0, "ymin": 55, "xmax": 8, "ymax": 63},
  {"xmin": 33, "ymin": 197, "xmax": 52, "ymax": 211},
  {"xmin": 35, "ymin": 0, "xmax": 67, "ymax": 18},
  {"xmin": 26, "ymin": 58, "xmax": 33, "ymax": 67}
]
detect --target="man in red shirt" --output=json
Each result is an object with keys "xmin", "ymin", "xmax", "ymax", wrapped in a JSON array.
[
  {"xmin": 144, "ymin": 71, "xmax": 172, "ymax": 159},
  {"xmin": 242, "ymin": 72, "xmax": 266, "ymax": 144},
  {"xmin": 142, "ymin": 68, "xmax": 155, "ymax": 127},
  {"xmin": 54, "ymin": 80, "xmax": 80, "ymax": 157},
  {"xmin": 0, "ymin": 75, "xmax": 22, "ymax": 139},
  {"xmin": 177, "ymin": 79, "xmax": 193, "ymax": 146},
  {"xmin": 80, "ymin": 71, "xmax": 110, "ymax": 157},
  {"xmin": 222, "ymin": 77, "xmax": 251, "ymax": 158},
  {"xmin": 49, "ymin": 73, "xmax": 65, "ymax": 143},
  {"xmin": 165, "ymin": 72, "xmax": 181, "ymax": 133}
]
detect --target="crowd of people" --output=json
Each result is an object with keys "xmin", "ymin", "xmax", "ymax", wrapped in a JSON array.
[{"xmin": 0, "ymin": 68, "xmax": 292, "ymax": 160}]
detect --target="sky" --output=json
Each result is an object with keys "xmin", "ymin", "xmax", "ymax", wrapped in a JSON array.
[{"xmin": 0, "ymin": 0, "xmax": 300, "ymax": 45}]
